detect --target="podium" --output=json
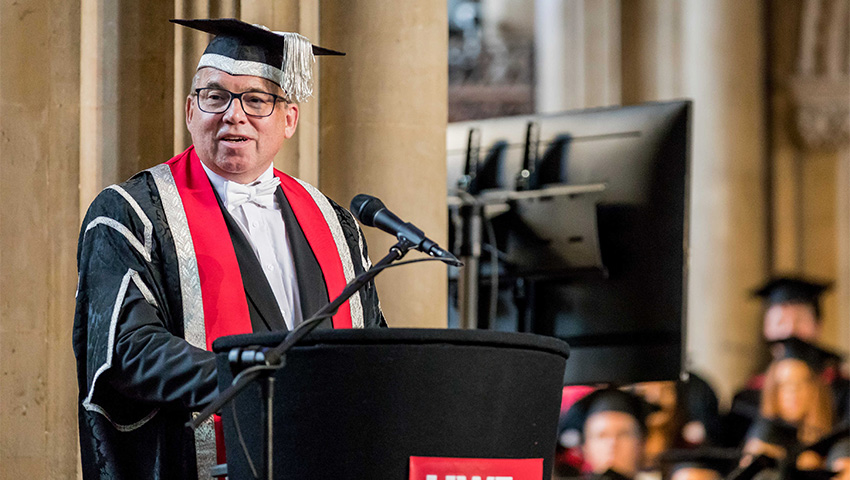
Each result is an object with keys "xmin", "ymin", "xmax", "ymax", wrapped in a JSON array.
[{"xmin": 212, "ymin": 328, "xmax": 569, "ymax": 479}]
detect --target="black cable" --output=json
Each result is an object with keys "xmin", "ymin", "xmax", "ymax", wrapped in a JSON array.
[
  {"xmin": 231, "ymin": 401, "xmax": 258, "ymax": 479},
  {"xmin": 228, "ymin": 363, "xmax": 278, "ymax": 479}
]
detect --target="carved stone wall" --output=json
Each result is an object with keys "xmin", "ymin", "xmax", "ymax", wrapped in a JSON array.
[
  {"xmin": 771, "ymin": 0, "xmax": 849, "ymax": 353},
  {"xmin": 789, "ymin": 0, "xmax": 849, "ymax": 150}
]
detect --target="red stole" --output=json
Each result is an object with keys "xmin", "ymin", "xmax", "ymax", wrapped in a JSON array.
[
  {"xmin": 167, "ymin": 146, "xmax": 353, "ymax": 349},
  {"xmin": 166, "ymin": 146, "xmax": 354, "ymax": 463}
]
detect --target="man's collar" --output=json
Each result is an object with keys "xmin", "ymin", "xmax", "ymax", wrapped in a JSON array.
[{"xmin": 200, "ymin": 161, "xmax": 275, "ymax": 206}]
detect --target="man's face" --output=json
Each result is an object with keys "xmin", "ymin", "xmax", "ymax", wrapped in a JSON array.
[
  {"xmin": 582, "ymin": 411, "xmax": 644, "ymax": 477},
  {"xmin": 186, "ymin": 68, "xmax": 298, "ymax": 184},
  {"xmin": 763, "ymin": 302, "xmax": 820, "ymax": 342}
]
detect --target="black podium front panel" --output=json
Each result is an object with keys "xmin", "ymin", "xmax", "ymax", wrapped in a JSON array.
[{"xmin": 212, "ymin": 328, "xmax": 569, "ymax": 479}]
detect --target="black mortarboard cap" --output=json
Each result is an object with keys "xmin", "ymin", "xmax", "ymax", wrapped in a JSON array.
[
  {"xmin": 171, "ymin": 18, "xmax": 344, "ymax": 101},
  {"xmin": 658, "ymin": 447, "xmax": 742, "ymax": 476},
  {"xmin": 560, "ymin": 387, "xmax": 661, "ymax": 435},
  {"xmin": 768, "ymin": 337, "xmax": 843, "ymax": 373},
  {"xmin": 745, "ymin": 417, "xmax": 800, "ymax": 452},
  {"xmin": 753, "ymin": 277, "xmax": 831, "ymax": 316}
]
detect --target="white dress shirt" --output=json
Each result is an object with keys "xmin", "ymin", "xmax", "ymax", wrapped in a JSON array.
[{"xmin": 202, "ymin": 162, "xmax": 303, "ymax": 330}]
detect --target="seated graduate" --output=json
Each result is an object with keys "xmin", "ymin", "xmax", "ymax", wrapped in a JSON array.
[
  {"xmin": 629, "ymin": 373, "xmax": 723, "ymax": 468},
  {"xmin": 559, "ymin": 387, "xmax": 660, "ymax": 480},
  {"xmin": 727, "ymin": 277, "xmax": 849, "ymax": 447},
  {"xmin": 760, "ymin": 338, "xmax": 839, "ymax": 445}
]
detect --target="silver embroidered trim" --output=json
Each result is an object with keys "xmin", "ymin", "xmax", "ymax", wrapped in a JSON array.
[
  {"xmin": 192, "ymin": 415, "xmax": 216, "ymax": 480},
  {"xmin": 294, "ymin": 178, "xmax": 365, "ymax": 329},
  {"xmin": 147, "ymin": 164, "xmax": 213, "ymax": 478},
  {"xmin": 82, "ymin": 269, "xmax": 159, "ymax": 432},
  {"xmin": 85, "ymin": 217, "xmax": 151, "ymax": 262},
  {"xmin": 147, "ymin": 164, "xmax": 206, "ymax": 350},
  {"xmin": 82, "ymin": 184, "xmax": 154, "ymax": 262},
  {"xmin": 198, "ymin": 53, "xmax": 283, "ymax": 89},
  {"xmin": 86, "ymin": 404, "xmax": 160, "ymax": 433},
  {"xmin": 107, "ymin": 184, "xmax": 153, "ymax": 258}
]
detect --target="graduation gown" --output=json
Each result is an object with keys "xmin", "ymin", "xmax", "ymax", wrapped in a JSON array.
[{"xmin": 73, "ymin": 147, "xmax": 384, "ymax": 480}]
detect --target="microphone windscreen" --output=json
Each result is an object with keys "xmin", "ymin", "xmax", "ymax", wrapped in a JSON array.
[{"xmin": 350, "ymin": 194, "xmax": 385, "ymax": 227}]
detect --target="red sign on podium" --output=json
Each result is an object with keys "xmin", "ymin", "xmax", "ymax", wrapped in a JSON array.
[{"xmin": 409, "ymin": 456, "xmax": 543, "ymax": 480}]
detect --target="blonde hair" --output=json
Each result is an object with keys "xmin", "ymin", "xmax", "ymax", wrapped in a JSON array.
[{"xmin": 760, "ymin": 358, "xmax": 833, "ymax": 444}]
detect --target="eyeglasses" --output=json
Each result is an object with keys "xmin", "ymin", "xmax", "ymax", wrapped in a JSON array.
[{"xmin": 194, "ymin": 87, "xmax": 285, "ymax": 117}]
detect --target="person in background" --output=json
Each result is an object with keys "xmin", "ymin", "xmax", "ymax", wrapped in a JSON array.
[
  {"xmin": 757, "ymin": 278, "xmax": 829, "ymax": 346},
  {"xmin": 725, "ymin": 277, "xmax": 848, "ymax": 447},
  {"xmin": 629, "ymin": 373, "xmax": 723, "ymax": 468},
  {"xmin": 760, "ymin": 338, "xmax": 838, "ymax": 445},
  {"xmin": 558, "ymin": 387, "xmax": 660, "ymax": 480}
]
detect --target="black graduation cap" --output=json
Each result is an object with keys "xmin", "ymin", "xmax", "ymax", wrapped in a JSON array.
[
  {"xmin": 171, "ymin": 18, "xmax": 344, "ymax": 101},
  {"xmin": 658, "ymin": 447, "xmax": 742, "ymax": 477},
  {"xmin": 560, "ymin": 387, "xmax": 661, "ymax": 436},
  {"xmin": 745, "ymin": 417, "xmax": 800, "ymax": 452},
  {"xmin": 769, "ymin": 337, "xmax": 843, "ymax": 374},
  {"xmin": 753, "ymin": 277, "xmax": 831, "ymax": 317}
]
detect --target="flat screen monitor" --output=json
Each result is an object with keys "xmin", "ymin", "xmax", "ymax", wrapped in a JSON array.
[{"xmin": 446, "ymin": 100, "xmax": 691, "ymax": 385}]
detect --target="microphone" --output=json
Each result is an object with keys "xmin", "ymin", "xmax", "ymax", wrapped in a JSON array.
[{"xmin": 350, "ymin": 194, "xmax": 463, "ymax": 267}]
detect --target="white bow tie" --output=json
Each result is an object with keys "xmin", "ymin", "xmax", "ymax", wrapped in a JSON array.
[{"xmin": 225, "ymin": 176, "xmax": 281, "ymax": 210}]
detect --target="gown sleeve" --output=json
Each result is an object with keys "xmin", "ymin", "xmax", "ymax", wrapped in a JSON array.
[{"xmin": 73, "ymin": 180, "xmax": 217, "ymax": 431}]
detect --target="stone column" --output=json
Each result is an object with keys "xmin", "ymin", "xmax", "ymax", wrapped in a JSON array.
[
  {"xmin": 319, "ymin": 1, "xmax": 448, "ymax": 328},
  {"xmin": 620, "ymin": 0, "xmax": 683, "ymax": 105},
  {"xmin": 173, "ymin": 0, "xmax": 211, "ymax": 156},
  {"xmin": 81, "ymin": 0, "xmax": 175, "ymax": 207},
  {"xmin": 679, "ymin": 0, "xmax": 768, "ymax": 401},
  {"xmin": 0, "ymin": 1, "xmax": 82, "ymax": 477},
  {"xmin": 836, "ymin": 148, "xmax": 850, "ymax": 352},
  {"xmin": 534, "ymin": 0, "xmax": 621, "ymax": 112}
]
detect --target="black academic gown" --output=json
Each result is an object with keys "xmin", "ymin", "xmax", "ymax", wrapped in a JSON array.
[{"xmin": 73, "ymin": 167, "xmax": 384, "ymax": 480}]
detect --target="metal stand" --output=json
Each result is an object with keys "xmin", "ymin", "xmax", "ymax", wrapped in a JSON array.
[
  {"xmin": 261, "ymin": 375, "xmax": 274, "ymax": 480},
  {"xmin": 457, "ymin": 202, "xmax": 482, "ymax": 329}
]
